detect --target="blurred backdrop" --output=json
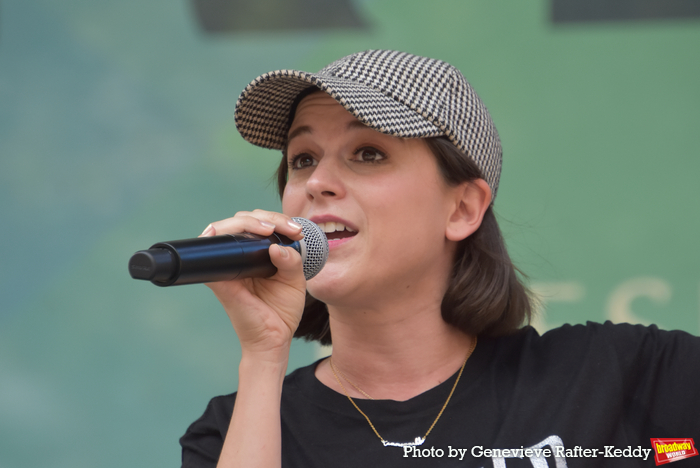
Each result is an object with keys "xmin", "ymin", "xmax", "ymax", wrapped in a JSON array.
[{"xmin": 1, "ymin": 1, "xmax": 699, "ymax": 466}]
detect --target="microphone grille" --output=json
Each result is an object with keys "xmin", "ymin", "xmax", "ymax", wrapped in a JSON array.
[{"xmin": 293, "ymin": 217, "xmax": 329, "ymax": 280}]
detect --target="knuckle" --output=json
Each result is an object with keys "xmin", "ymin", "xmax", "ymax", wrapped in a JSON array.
[
  {"xmin": 251, "ymin": 209, "xmax": 271, "ymax": 217},
  {"xmin": 269, "ymin": 212, "xmax": 291, "ymax": 224}
]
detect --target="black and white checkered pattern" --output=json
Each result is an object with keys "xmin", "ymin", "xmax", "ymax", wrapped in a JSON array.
[{"xmin": 235, "ymin": 50, "xmax": 502, "ymax": 197}]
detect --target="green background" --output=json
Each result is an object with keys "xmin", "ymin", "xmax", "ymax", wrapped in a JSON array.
[{"xmin": 1, "ymin": 1, "xmax": 698, "ymax": 466}]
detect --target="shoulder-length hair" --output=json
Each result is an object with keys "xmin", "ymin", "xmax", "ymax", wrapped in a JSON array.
[{"xmin": 277, "ymin": 136, "xmax": 532, "ymax": 345}]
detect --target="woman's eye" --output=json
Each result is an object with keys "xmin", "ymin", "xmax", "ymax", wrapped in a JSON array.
[
  {"xmin": 290, "ymin": 154, "xmax": 316, "ymax": 169},
  {"xmin": 354, "ymin": 147, "xmax": 386, "ymax": 163}
]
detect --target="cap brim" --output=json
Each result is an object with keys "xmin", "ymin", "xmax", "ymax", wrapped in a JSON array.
[{"xmin": 234, "ymin": 69, "xmax": 444, "ymax": 150}]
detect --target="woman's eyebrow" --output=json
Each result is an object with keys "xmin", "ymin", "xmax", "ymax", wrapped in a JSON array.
[
  {"xmin": 287, "ymin": 125, "xmax": 311, "ymax": 143},
  {"xmin": 288, "ymin": 120, "xmax": 370, "ymax": 143}
]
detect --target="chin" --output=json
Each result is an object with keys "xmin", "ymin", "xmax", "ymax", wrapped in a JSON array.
[{"xmin": 306, "ymin": 267, "xmax": 352, "ymax": 305}]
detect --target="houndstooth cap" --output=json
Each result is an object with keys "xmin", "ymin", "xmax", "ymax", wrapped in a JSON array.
[{"xmin": 234, "ymin": 50, "xmax": 502, "ymax": 198}]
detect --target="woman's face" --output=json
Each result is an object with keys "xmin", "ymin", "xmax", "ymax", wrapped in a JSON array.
[{"xmin": 283, "ymin": 92, "xmax": 462, "ymax": 308}]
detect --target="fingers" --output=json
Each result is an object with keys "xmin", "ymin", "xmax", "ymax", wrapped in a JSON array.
[
  {"xmin": 200, "ymin": 210, "xmax": 304, "ymax": 240},
  {"xmin": 198, "ymin": 213, "xmax": 308, "ymax": 356}
]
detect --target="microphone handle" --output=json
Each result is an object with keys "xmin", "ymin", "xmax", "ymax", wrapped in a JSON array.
[{"xmin": 129, "ymin": 233, "xmax": 301, "ymax": 287}]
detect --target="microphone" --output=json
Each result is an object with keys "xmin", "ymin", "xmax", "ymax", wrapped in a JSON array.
[{"xmin": 128, "ymin": 217, "xmax": 328, "ymax": 287}]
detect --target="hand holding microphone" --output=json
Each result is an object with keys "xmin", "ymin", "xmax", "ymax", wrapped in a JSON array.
[{"xmin": 128, "ymin": 211, "xmax": 328, "ymax": 359}]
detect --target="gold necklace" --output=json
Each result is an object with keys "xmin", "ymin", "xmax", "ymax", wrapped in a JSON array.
[
  {"xmin": 332, "ymin": 362, "xmax": 375, "ymax": 399},
  {"xmin": 329, "ymin": 337, "xmax": 477, "ymax": 448}
]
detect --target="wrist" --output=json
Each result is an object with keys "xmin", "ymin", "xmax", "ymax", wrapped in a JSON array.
[
  {"xmin": 238, "ymin": 353, "xmax": 289, "ymax": 395},
  {"xmin": 239, "ymin": 349, "xmax": 289, "ymax": 375}
]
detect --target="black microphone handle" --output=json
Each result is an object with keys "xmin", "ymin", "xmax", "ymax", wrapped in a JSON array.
[{"xmin": 129, "ymin": 232, "xmax": 301, "ymax": 287}]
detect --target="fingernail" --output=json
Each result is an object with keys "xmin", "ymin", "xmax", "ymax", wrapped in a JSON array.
[
  {"xmin": 260, "ymin": 220, "xmax": 275, "ymax": 229},
  {"xmin": 200, "ymin": 224, "xmax": 215, "ymax": 237},
  {"xmin": 288, "ymin": 220, "xmax": 302, "ymax": 230},
  {"xmin": 277, "ymin": 244, "xmax": 289, "ymax": 258}
]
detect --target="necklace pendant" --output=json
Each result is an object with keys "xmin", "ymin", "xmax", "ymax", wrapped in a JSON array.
[{"xmin": 382, "ymin": 437, "xmax": 425, "ymax": 448}]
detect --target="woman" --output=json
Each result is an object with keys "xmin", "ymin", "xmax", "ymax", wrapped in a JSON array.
[{"xmin": 180, "ymin": 50, "xmax": 699, "ymax": 467}]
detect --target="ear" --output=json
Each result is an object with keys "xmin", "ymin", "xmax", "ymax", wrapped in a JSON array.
[{"xmin": 445, "ymin": 179, "xmax": 492, "ymax": 242}]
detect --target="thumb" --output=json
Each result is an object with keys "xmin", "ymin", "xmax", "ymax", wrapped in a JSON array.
[{"xmin": 269, "ymin": 244, "xmax": 306, "ymax": 287}]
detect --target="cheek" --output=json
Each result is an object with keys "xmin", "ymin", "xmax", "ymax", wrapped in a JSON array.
[
  {"xmin": 281, "ymin": 181, "xmax": 305, "ymax": 215},
  {"xmin": 374, "ymin": 173, "xmax": 447, "ymax": 219},
  {"xmin": 358, "ymin": 179, "xmax": 449, "ymax": 252}
]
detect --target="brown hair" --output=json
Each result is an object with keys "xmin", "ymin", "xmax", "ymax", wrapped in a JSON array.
[{"xmin": 278, "ymin": 136, "xmax": 532, "ymax": 345}]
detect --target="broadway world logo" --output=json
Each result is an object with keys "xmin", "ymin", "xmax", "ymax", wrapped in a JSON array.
[{"xmin": 650, "ymin": 438, "xmax": 698, "ymax": 466}]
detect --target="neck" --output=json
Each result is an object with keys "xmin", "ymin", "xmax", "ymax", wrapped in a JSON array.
[{"xmin": 316, "ymin": 298, "xmax": 474, "ymax": 401}]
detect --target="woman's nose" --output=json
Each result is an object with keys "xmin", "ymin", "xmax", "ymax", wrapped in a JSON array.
[{"xmin": 305, "ymin": 156, "xmax": 345, "ymax": 201}]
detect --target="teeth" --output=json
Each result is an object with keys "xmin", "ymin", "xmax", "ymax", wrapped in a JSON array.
[{"xmin": 318, "ymin": 222, "xmax": 356, "ymax": 233}]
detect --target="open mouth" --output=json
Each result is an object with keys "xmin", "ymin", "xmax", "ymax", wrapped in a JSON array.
[{"xmin": 317, "ymin": 222, "xmax": 357, "ymax": 241}]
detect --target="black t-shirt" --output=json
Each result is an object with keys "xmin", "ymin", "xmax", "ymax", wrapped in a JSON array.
[{"xmin": 181, "ymin": 322, "xmax": 700, "ymax": 467}]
